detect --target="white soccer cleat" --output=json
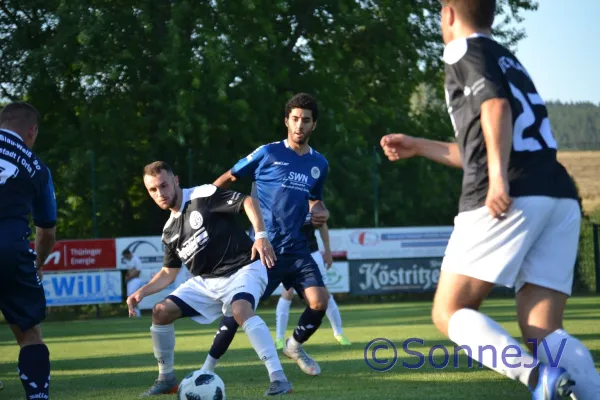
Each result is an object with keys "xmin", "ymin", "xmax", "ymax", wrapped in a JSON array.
[{"xmin": 282, "ymin": 339, "xmax": 321, "ymax": 376}]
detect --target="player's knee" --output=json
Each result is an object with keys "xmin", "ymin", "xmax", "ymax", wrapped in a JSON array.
[
  {"xmin": 231, "ymin": 293, "xmax": 256, "ymax": 325},
  {"xmin": 309, "ymin": 296, "xmax": 328, "ymax": 311},
  {"xmin": 281, "ymin": 288, "xmax": 294, "ymax": 300},
  {"xmin": 431, "ymin": 302, "xmax": 453, "ymax": 337},
  {"xmin": 14, "ymin": 325, "xmax": 43, "ymax": 348},
  {"xmin": 152, "ymin": 302, "xmax": 177, "ymax": 325}
]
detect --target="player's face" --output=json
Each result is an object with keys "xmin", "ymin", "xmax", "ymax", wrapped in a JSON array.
[
  {"xmin": 285, "ymin": 108, "xmax": 316, "ymax": 145},
  {"xmin": 144, "ymin": 170, "xmax": 179, "ymax": 210}
]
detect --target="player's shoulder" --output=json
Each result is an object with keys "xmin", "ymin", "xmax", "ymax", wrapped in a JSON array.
[
  {"xmin": 250, "ymin": 141, "xmax": 282, "ymax": 156},
  {"xmin": 310, "ymin": 147, "xmax": 329, "ymax": 167},
  {"xmin": 443, "ymin": 34, "xmax": 503, "ymax": 66},
  {"xmin": 188, "ymin": 184, "xmax": 218, "ymax": 200}
]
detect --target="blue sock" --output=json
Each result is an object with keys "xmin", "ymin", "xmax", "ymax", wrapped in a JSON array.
[
  {"xmin": 18, "ymin": 344, "xmax": 50, "ymax": 400},
  {"xmin": 293, "ymin": 307, "xmax": 325, "ymax": 344},
  {"xmin": 208, "ymin": 316, "xmax": 239, "ymax": 359}
]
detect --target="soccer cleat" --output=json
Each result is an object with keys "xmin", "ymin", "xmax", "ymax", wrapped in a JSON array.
[
  {"xmin": 275, "ymin": 338, "xmax": 285, "ymax": 350},
  {"xmin": 282, "ymin": 339, "xmax": 321, "ymax": 376},
  {"xmin": 334, "ymin": 334, "xmax": 352, "ymax": 346},
  {"xmin": 265, "ymin": 380, "xmax": 294, "ymax": 396},
  {"xmin": 139, "ymin": 378, "xmax": 179, "ymax": 397},
  {"xmin": 531, "ymin": 364, "xmax": 575, "ymax": 400}
]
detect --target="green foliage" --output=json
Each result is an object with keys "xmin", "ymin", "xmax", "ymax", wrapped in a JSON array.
[
  {"xmin": 0, "ymin": 0, "xmax": 538, "ymax": 238},
  {"xmin": 547, "ymin": 101, "xmax": 600, "ymax": 150}
]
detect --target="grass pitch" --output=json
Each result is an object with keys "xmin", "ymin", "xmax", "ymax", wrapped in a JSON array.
[{"xmin": 1, "ymin": 296, "xmax": 599, "ymax": 399}]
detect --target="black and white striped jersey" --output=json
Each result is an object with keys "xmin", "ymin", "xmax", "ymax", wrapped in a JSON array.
[
  {"xmin": 161, "ymin": 184, "xmax": 254, "ymax": 278},
  {"xmin": 443, "ymin": 33, "xmax": 578, "ymax": 213}
]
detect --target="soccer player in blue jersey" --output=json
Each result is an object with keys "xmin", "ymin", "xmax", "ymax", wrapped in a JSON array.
[
  {"xmin": 0, "ymin": 102, "xmax": 57, "ymax": 400},
  {"xmin": 200, "ymin": 93, "xmax": 330, "ymax": 376}
]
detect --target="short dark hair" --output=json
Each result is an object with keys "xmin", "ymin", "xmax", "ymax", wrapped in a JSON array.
[
  {"xmin": 143, "ymin": 161, "xmax": 174, "ymax": 177},
  {"xmin": 285, "ymin": 93, "xmax": 319, "ymax": 122},
  {"xmin": 122, "ymin": 249, "xmax": 132, "ymax": 256},
  {"xmin": 0, "ymin": 102, "xmax": 41, "ymax": 131},
  {"xmin": 441, "ymin": 0, "xmax": 496, "ymax": 30}
]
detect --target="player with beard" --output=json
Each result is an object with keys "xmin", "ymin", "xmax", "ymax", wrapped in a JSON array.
[
  {"xmin": 128, "ymin": 161, "xmax": 293, "ymax": 397},
  {"xmin": 200, "ymin": 93, "xmax": 331, "ymax": 377}
]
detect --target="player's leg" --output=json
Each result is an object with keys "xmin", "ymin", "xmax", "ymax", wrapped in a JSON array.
[
  {"xmin": 432, "ymin": 199, "xmax": 553, "ymax": 393},
  {"xmin": 515, "ymin": 198, "xmax": 599, "ymax": 399},
  {"xmin": 312, "ymin": 250, "xmax": 349, "ymax": 345},
  {"xmin": 275, "ymin": 286, "xmax": 294, "ymax": 349},
  {"xmin": 1, "ymin": 250, "xmax": 51, "ymax": 400},
  {"xmin": 282, "ymin": 253, "xmax": 328, "ymax": 376},
  {"xmin": 201, "ymin": 261, "xmax": 285, "ymax": 372},
  {"xmin": 141, "ymin": 277, "xmax": 221, "ymax": 397},
  {"xmin": 220, "ymin": 261, "xmax": 293, "ymax": 396}
]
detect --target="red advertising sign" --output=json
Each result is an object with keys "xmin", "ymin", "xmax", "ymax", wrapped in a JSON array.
[{"xmin": 30, "ymin": 239, "xmax": 117, "ymax": 271}]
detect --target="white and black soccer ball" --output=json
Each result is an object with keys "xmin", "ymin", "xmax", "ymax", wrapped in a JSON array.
[{"xmin": 178, "ymin": 369, "xmax": 225, "ymax": 400}]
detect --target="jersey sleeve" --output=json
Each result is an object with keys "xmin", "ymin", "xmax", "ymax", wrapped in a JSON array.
[
  {"xmin": 163, "ymin": 242, "xmax": 182, "ymax": 268},
  {"xmin": 230, "ymin": 144, "xmax": 267, "ymax": 179},
  {"xmin": 207, "ymin": 186, "xmax": 248, "ymax": 214},
  {"xmin": 445, "ymin": 39, "xmax": 508, "ymax": 107},
  {"xmin": 32, "ymin": 167, "xmax": 57, "ymax": 229},
  {"xmin": 310, "ymin": 161, "xmax": 329, "ymax": 201}
]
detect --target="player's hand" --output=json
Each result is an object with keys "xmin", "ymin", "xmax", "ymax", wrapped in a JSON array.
[
  {"xmin": 323, "ymin": 250, "xmax": 333, "ymax": 270},
  {"xmin": 37, "ymin": 268, "xmax": 43, "ymax": 280},
  {"xmin": 486, "ymin": 175, "xmax": 512, "ymax": 219},
  {"xmin": 127, "ymin": 291, "xmax": 144, "ymax": 318},
  {"xmin": 252, "ymin": 238, "xmax": 277, "ymax": 269},
  {"xmin": 311, "ymin": 209, "xmax": 329, "ymax": 227},
  {"xmin": 380, "ymin": 134, "xmax": 419, "ymax": 161}
]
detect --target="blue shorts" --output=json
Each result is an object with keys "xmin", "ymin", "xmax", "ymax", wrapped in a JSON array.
[
  {"xmin": 0, "ymin": 247, "xmax": 46, "ymax": 331},
  {"xmin": 260, "ymin": 252, "xmax": 325, "ymax": 301}
]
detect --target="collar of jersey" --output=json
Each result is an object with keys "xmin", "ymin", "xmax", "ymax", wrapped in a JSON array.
[
  {"xmin": 0, "ymin": 128, "xmax": 24, "ymax": 142},
  {"xmin": 283, "ymin": 139, "xmax": 313, "ymax": 156}
]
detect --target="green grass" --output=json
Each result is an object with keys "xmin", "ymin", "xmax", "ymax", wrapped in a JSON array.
[{"xmin": 1, "ymin": 296, "xmax": 599, "ymax": 399}]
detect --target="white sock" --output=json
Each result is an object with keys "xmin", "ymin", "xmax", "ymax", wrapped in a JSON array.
[
  {"xmin": 150, "ymin": 324, "xmax": 175, "ymax": 377},
  {"xmin": 201, "ymin": 355, "xmax": 218, "ymax": 372},
  {"xmin": 243, "ymin": 316, "xmax": 287, "ymax": 382},
  {"xmin": 448, "ymin": 308, "xmax": 535, "ymax": 387},
  {"xmin": 276, "ymin": 298, "xmax": 292, "ymax": 340},
  {"xmin": 538, "ymin": 329, "xmax": 600, "ymax": 399},
  {"xmin": 325, "ymin": 295, "xmax": 343, "ymax": 336}
]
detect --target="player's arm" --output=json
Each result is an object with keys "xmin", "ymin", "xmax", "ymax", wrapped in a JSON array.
[
  {"xmin": 381, "ymin": 134, "xmax": 462, "ymax": 168},
  {"xmin": 32, "ymin": 168, "xmax": 58, "ymax": 276},
  {"xmin": 317, "ymin": 222, "xmax": 333, "ymax": 269},
  {"xmin": 213, "ymin": 145, "xmax": 267, "ymax": 189},
  {"xmin": 481, "ymin": 98, "xmax": 513, "ymax": 217},
  {"xmin": 136, "ymin": 266, "xmax": 179, "ymax": 297},
  {"xmin": 309, "ymin": 162, "xmax": 330, "ymax": 227},
  {"xmin": 242, "ymin": 196, "xmax": 276, "ymax": 268}
]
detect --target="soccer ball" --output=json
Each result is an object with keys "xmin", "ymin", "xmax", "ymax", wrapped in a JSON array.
[{"xmin": 177, "ymin": 369, "xmax": 225, "ymax": 400}]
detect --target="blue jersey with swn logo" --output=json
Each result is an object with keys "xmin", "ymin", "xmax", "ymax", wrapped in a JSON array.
[
  {"xmin": 231, "ymin": 139, "xmax": 328, "ymax": 255},
  {"xmin": 0, "ymin": 129, "xmax": 57, "ymax": 250}
]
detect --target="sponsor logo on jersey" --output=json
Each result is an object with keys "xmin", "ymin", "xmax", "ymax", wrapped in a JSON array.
[
  {"xmin": 177, "ymin": 229, "xmax": 208, "ymax": 261},
  {"xmin": 288, "ymin": 171, "xmax": 308, "ymax": 183},
  {"xmin": 311, "ymin": 166, "xmax": 320, "ymax": 179},
  {"xmin": 273, "ymin": 161, "xmax": 289, "ymax": 166},
  {"xmin": 189, "ymin": 210, "xmax": 204, "ymax": 230}
]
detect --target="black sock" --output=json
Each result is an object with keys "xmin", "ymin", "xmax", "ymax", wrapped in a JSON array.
[
  {"xmin": 208, "ymin": 316, "xmax": 239, "ymax": 359},
  {"xmin": 18, "ymin": 344, "xmax": 50, "ymax": 400},
  {"xmin": 293, "ymin": 307, "xmax": 326, "ymax": 344}
]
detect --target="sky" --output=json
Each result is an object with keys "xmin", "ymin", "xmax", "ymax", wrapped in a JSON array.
[{"xmin": 511, "ymin": 0, "xmax": 600, "ymax": 104}]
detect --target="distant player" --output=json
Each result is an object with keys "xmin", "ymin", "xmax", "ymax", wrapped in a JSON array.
[
  {"xmin": 200, "ymin": 93, "xmax": 330, "ymax": 377},
  {"xmin": 381, "ymin": 1, "xmax": 600, "ymax": 398},
  {"xmin": 127, "ymin": 161, "xmax": 293, "ymax": 397},
  {"xmin": 274, "ymin": 207, "xmax": 350, "ymax": 348},
  {"xmin": 0, "ymin": 102, "xmax": 57, "ymax": 400},
  {"xmin": 120, "ymin": 249, "xmax": 143, "ymax": 318}
]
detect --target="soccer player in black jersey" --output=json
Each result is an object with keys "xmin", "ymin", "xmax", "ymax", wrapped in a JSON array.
[
  {"xmin": 127, "ymin": 161, "xmax": 293, "ymax": 397},
  {"xmin": 381, "ymin": 1, "xmax": 599, "ymax": 399},
  {"xmin": 0, "ymin": 102, "xmax": 56, "ymax": 400}
]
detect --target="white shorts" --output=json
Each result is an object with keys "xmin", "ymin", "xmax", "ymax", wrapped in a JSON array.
[
  {"xmin": 311, "ymin": 251, "xmax": 328, "ymax": 286},
  {"xmin": 441, "ymin": 197, "xmax": 580, "ymax": 295},
  {"xmin": 168, "ymin": 260, "xmax": 267, "ymax": 324}
]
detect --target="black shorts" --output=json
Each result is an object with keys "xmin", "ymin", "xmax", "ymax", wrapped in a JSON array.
[
  {"xmin": 260, "ymin": 252, "xmax": 325, "ymax": 302},
  {"xmin": 0, "ymin": 247, "xmax": 46, "ymax": 331}
]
